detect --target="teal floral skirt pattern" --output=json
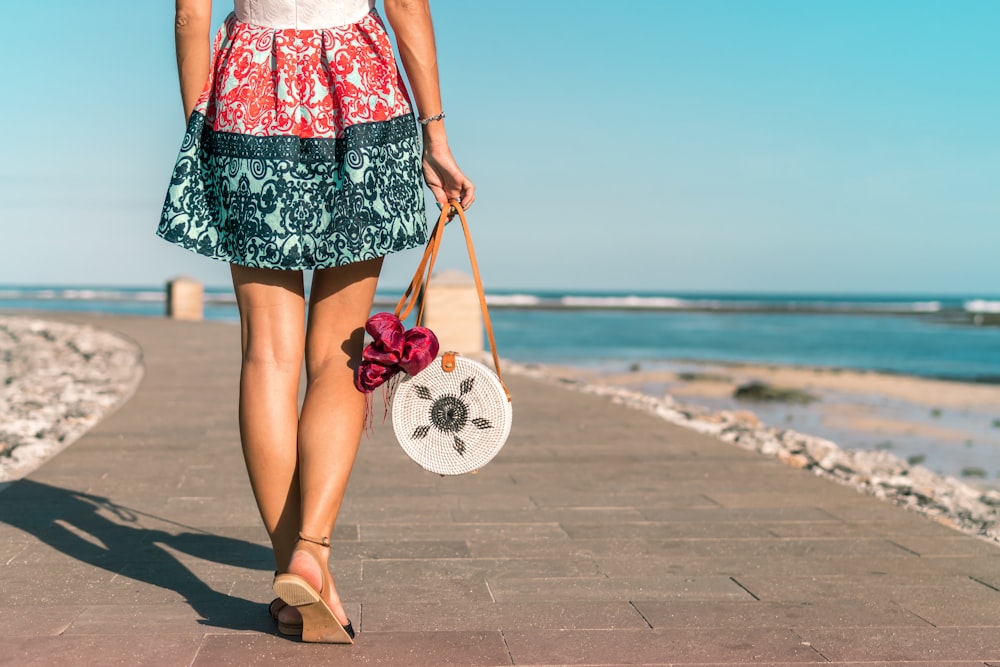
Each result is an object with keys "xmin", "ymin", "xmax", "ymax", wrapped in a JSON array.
[{"xmin": 157, "ymin": 10, "xmax": 426, "ymax": 270}]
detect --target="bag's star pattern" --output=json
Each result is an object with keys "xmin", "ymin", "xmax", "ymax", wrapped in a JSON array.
[{"xmin": 410, "ymin": 377, "xmax": 493, "ymax": 456}]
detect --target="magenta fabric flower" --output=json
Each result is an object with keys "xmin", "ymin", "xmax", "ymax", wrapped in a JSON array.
[
  {"xmin": 355, "ymin": 313, "xmax": 440, "ymax": 393},
  {"xmin": 355, "ymin": 361, "xmax": 396, "ymax": 393},
  {"xmin": 363, "ymin": 312, "xmax": 405, "ymax": 365},
  {"xmin": 399, "ymin": 326, "xmax": 439, "ymax": 375}
]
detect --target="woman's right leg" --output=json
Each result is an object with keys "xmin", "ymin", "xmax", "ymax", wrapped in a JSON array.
[
  {"xmin": 231, "ymin": 265, "xmax": 306, "ymax": 572},
  {"xmin": 283, "ymin": 258, "xmax": 384, "ymax": 630}
]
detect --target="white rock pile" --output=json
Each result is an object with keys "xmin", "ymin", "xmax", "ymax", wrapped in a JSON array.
[
  {"xmin": 0, "ymin": 317, "xmax": 144, "ymax": 483},
  {"xmin": 508, "ymin": 362, "xmax": 1000, "ymax": 545}
]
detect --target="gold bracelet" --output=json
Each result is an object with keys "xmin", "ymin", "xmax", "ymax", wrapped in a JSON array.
[{"xmin": 418, "ymin": 111, "xmax": 446, "ymax": 126}]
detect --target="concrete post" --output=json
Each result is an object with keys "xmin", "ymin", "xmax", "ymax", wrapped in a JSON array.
[
  {"xmin": 422, "ymin": 270, "xmax": 483, "ymax": 356},
  {"xmin": 166, "ymin": 277, "xmax": 204, "ymax": 321}
]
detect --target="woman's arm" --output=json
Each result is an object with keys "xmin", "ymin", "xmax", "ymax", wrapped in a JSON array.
[
  {"xmin": 383, "ymin": 0, "xmax": 475, "ymax": 209},
  {"xmin": 175, "ymin": 0, "xmax": 214, "ymax": 121}
]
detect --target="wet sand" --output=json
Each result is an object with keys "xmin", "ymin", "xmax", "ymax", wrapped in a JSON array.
[{"xmin": 542, "ymin": 360, "xmax": 1000, "ymax": 488}]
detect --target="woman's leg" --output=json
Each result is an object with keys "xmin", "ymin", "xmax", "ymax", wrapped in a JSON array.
[
  {"xmin": 285, "ymin": 257, "xmax": 384, "ymax": 625},
  {"xmin": 230, "ymin": 265, "xmax": 306, "ymax": 573}
]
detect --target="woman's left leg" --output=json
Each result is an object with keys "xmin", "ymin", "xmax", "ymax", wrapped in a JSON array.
[{"xmin": 229, "ymin": 265, "xmax": 306, "ymax": 572}]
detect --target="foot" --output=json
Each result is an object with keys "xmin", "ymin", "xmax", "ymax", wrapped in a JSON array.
[{"xmin": 286, "ymin": 538, "xmax": 350, "ymax": 627}]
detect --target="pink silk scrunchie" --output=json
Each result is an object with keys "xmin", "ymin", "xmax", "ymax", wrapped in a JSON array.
[{"xmin": 355, "ymin": 312, "xmax": 440, "ymax": 393}]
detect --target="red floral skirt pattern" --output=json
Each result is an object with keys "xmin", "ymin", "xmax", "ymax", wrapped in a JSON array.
[{"xmin": 157, "ymin": 10, "xmax": 427, "ymax": 270}]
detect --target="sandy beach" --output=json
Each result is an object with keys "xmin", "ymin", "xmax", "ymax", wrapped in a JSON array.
[{"xmin": 544, "ymin": 360, "xmax": 1000, "ymax": 488}]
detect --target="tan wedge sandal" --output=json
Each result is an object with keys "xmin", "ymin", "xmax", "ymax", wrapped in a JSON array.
[{"xmin": 272, "ymin": 532, "xmax": 355, "ymax": 644}]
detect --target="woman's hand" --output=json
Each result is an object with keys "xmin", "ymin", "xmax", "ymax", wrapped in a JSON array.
[{"xmin": 422, "ymin": 139, "xmax": 475, "ymax": 212}]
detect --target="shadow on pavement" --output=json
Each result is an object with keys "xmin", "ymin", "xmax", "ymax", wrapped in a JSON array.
[{"xmin": 1, "ymin": 479, "xmax": 274, "ymax": 632}]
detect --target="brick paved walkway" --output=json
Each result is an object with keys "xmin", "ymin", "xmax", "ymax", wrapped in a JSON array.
[{"xmin": 1, "ymin": 314, "xmax": 998, "ymax": 666}]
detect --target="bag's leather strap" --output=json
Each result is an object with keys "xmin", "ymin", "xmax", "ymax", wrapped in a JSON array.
[
  {"xmin": 394, "ymin": 208, "xmax": 445, "ymax": 324},
  {"xmin": 394, "ymin": 202, "xmax": 511, "ymax": 402}
]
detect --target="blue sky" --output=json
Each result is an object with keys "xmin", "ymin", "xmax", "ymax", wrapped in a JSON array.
[{"xmin": 1, "ymin": 0, "xmax": 997, "ymax": 292}]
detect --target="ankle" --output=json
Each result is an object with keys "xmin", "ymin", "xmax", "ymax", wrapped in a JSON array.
[{"xmin": 298, "ymin": 531, "xmax": 331, "ymax": 547}]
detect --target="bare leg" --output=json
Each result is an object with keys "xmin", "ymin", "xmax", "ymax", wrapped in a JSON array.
[
  {"xmin": 285, "ymin": 257, "xmax": 384, "ymax": 626},
  {"xmin": 230, "ymin": 265, "xmax": 306, "ymax": 573}
]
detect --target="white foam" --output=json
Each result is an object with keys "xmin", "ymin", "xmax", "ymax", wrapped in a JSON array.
[
  {"xmin": 909, "ymin": 301, "xmax": 942, "ymax": 313},
  {"xmin": 965, "ymin": 300, "xmax": 1000, "ymax": 314},
  {"xmin": 560, "ymin": 296, "xmax": 689, "ymax": 309},
  {"xmin": 485, "ymin": 294, "xmax": 541, "ymax": 306}
]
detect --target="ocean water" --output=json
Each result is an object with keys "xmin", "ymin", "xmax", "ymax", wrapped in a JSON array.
[
  {"xmin": 3, "ymin": 286, "xmax": 1000, "ymax": 382},
  {"xmin": 492, "ymin": 308, "xmax": 1000, "ymax": 381}
]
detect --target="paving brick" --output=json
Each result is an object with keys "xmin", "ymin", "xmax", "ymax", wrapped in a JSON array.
[
  {"xmin": 638, "ymin": 507, "xmax": 839, "ymax": 523},
  {"xmin": 559, "ymin": 520, "xmax": 777, "ymax": 540},
  {"xmin": 802, "ymin": 627, "xmax": 1000, "ymax": 662},
  {"xmin": 346, "ymin": 570, "xmax": 494, "ymax": 603},
  {"xmin": 333, "ymin": 539, "xmax": 473, "ymax": 560},
  {"xmin": 446, "ymin": 508, "xmax": 554, "ymax": 523},
  {"xmin": 670, "ymin": 663, "xmax": 985, "ymax": 667},
  {"xmin": 885, "ymin": 534, "xmax": 1000, "ymax": 557},
  {"xmin": 503, "ymin": 628, "xmax": 824, "ymax": 664},
  {"xmin": 703, "ymin": 490, "xmax": 861, "ymax": 509},
  {"xmin": 1, "ymin": 564, "xmax": 119, "ymax": 606},
  {"xmin": 528, "ymin": 491, "xmax": 722, "ymax": 511},
  {"xmin": 893, "ymin": 584, "xmax": 1000, "ymax": 627},
  {"xmin": 631, "ymin": 599, "xmax": 929, "ymax": 629},
  {"xmin": 191, "ymin": 631, "xmax": 511, "ymax": 666},
  {"xmin": 60, "ymin": 602, "xmax": 274, "ymax": 636},
  {"xmin": 488, "ymin": 575, "xmax": 753, "ymax": 603},
  {"xmin": 593, "ymin": 554, "xmax": 929, "ymax": 579},
  {"xmin": 0, "ymin": 605, "xmax": 86, "ymax": 636},
  {"xmin": 361, "ymin": 600, "xmax": 648, "ymax": 632},
  {"xmin": 0, "ymin": 635, "xmax": 203, "ymax": 667},
  {"xmin": 467, "ymin": 537, "xmax": 617, "ymax": 559},
  {"xmin": 919, "ymin": 556, "xmax": 1000, "ymax": 589},
  {"xmin": 360, "ymin": 521, "xmax": 569, "ymax": 542},
  {"xmin": 363, "ymin": 557, "xmax": 601, "ymax": 584},
  {"xmin": 729, "ymin": 573, "xmax": 987, "ymax": 604}
]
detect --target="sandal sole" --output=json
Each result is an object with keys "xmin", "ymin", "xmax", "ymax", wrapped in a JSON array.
[{"xmin": 273, "ymin": 573, "xmax": 353, "ymax": 644}]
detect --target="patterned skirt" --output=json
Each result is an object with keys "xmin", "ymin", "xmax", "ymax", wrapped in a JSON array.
[{"xmin": 157, "ymin": 10, "xmax": 426, "ymax": 270}]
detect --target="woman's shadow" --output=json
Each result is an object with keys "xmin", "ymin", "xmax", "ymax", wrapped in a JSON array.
[{"xmin": 1, "ymin": 479, "xmax": 275, "ymax": 632}]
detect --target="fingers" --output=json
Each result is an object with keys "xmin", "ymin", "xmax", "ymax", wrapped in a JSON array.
[
  {"xmin": 430, "ymin": 180, "xmax": 473, "ymax": 215},
  {"xmin": 458, "ymin": 180, "xmax": 475, "ymax": 209},
  {"xmin": 429, "ymin": 184, "xmax": 449, "ymax": 209},
  {"xmin": 442, "ymin": 175, "xmax": 474, "ymax": 211}
]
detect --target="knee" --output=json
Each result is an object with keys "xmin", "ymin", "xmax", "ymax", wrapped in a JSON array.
[
  {"xmin": 242, "ymin": 338, "xmax": 303, "ymax": 374},
  {"xmin": 305, "ymin": 326, "xmax": 366, "ymax": 379}
]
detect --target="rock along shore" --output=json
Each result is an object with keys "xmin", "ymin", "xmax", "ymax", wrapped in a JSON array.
[
  {"xmin": 507, "ymin": 361, "xmax": 1000, "ymax": 545},
  {"xmin": 0, "ymin": 316, "xmax": 144, "ymax": 484}
]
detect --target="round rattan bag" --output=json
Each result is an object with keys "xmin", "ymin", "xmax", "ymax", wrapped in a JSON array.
[{"xmin": 392, "ymin": 353, "xmax": 513, "ymax": 475}]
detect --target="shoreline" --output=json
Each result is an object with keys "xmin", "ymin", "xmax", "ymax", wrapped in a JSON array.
[
  {"xmin": 3, "ymin": 287, "xmax": 1000, "ymax": 329},
  {"xmin": 630, "ymin": 356, "xmax": 1000, "ymax": 387},
  {"xmin": 506, "ymin": 359, "xmax": 1000, "ymax": 545},
  {"xmin": 543, "ymin": 357, "xmax": 1000, "ymax": 486}
]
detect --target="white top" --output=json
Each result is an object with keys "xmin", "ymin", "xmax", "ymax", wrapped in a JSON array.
[{"xmin": 234, "ymin": 0, "xmax": 375, "ymax": 29}]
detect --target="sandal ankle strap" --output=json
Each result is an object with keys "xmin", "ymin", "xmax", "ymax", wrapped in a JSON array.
[{"xmin": 298, "ymin": 531, "xmax": 331, "ymax": 547}]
